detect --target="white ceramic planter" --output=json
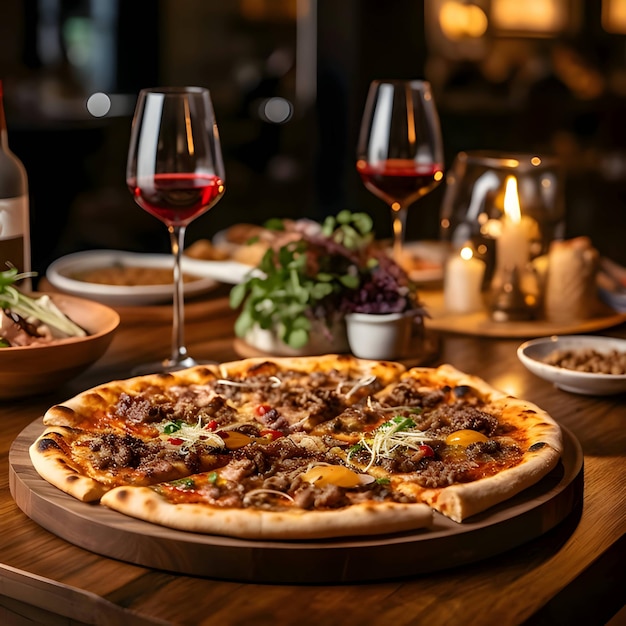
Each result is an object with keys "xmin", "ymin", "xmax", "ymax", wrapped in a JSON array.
[
  {"xmin": 244, "ymin": 320, "xmax": 349, "ymax": 356},
  {"xmin": 345, "ymin": 312, "xmax": 413, "ymax": 360}
]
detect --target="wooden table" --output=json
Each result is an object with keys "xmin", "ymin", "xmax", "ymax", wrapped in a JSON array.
[{"xmin": 1, "ymin": 290, "xmax": 625, "ymax": 626}]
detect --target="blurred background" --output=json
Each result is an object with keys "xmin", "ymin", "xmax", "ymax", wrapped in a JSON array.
[{"xmin": 1, "ymin": 0, "xmax": 626, "ymax": 278}]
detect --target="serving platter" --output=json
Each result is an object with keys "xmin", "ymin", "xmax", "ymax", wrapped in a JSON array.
[
  {"xmin": 10, "ymin": 421, "xmax": 583, "ymax": 584},
  {"xmin": 421, "ymin": 290, "xmax": 626, "ymax": 338},
  {"xmin": 38, "ymin": 277, "xmax": 235, "ymax": 326}
]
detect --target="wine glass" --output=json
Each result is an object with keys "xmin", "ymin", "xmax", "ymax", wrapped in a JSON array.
[
  {"xmin": 126, "ymin": 86, "xmax": 225, "ymax": 374},
  {"xmin": 356, "ymin": 79, "xmax": 444, "ymax": 263}
]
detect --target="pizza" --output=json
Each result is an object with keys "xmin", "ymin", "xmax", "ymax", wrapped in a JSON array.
[{"xmin": 29, "ymin": 355, "xmax": 563, "ymax": 540}]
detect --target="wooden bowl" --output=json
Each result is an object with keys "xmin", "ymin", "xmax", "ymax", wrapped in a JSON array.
[{"xmin": 0, "ymin": 293, "xmax": 120, "ymax": 399}]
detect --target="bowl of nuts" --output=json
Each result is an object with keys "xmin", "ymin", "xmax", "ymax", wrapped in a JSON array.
[{"xmin": 517, "ymin": 335, "xmax": 626, "ymax": 396}]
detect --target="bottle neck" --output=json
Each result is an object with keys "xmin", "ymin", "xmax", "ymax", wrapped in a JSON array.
[{"xmin": 0, "ymin": 82, "xmax": 10, "ymax": 151}]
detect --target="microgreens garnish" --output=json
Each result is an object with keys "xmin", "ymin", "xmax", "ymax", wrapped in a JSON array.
[
  {"xmin": 0, "ymin": 267, "xmax": 87, "ymax": 342},
  {"xmin": 352, "ymin": 415, "xmax": 435, "ymax": 471}
]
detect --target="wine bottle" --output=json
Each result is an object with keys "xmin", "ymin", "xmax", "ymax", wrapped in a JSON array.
[{"xmin": 0, "ymin": 80, "xmax": 31, "ymax": 286}]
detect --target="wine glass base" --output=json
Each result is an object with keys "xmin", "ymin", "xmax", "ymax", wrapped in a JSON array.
[{"xmin": 131, "ymin": 356, "xmax": 215, "ymax": 377}]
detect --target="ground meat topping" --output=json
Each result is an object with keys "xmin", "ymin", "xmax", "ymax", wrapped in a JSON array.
[{"xmin": 115, "ymin": 393, "xmax": 171, "ymax": 425}]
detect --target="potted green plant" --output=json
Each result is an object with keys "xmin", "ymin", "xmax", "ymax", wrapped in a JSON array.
[{"xmin": 229, "ymin": 210, "xmax": 426, "ymax": 358}]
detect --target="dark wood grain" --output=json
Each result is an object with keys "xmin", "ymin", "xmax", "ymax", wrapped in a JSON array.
[{"xmin": 1, "ymin": 293, "xmax": 624, "ymax": 625}]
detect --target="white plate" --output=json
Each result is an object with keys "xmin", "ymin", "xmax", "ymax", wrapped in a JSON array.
[
  {"xmin": 598, "ymin": 286, "xmax": 626, "ymax": 313},
  {"xmin": 46, "ymin": 250, "xmax": 219, "ymax": 306},
  {"xmin": 400, "ymin": 240, "xmax": 446, "ymax": 284},
  {"xmin": 517, "ymin": 335, "xmax": 626, "ymax": 395},
  {"xmin": 178, "ymin": 256, "xmax": 255, "ymax": 285}
]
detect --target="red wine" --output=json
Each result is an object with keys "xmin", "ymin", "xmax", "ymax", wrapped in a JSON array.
[
  {"xmin": 357, "ymin": 159, "xmax": 443, "ymax": 207},
  {"xmin": 128, "ymin": 173, "xmax": 225, "ymax": 226}
]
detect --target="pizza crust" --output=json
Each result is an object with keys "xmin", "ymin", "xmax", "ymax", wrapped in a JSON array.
[
  {"xmin": 217, "ymin": 353, "xmax": 406, "ymax": 384},
  {"xmin": 42, "ymin": 364, "xmax": 223, "ymax": 428},
  {"xmin": 29, "ymin": 427, "xmax": 109, "ymax": 502},
  {"xmin": 401, "ymin": 441, "xmax": 561, "ymax": 522},
  {"xmin": 100, "ymin": 486, "xmax": 433, "ymax": 540}
]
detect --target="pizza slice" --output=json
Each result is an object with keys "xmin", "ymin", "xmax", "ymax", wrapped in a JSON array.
[{"xmin": 319, "ymin": 364, "xmax": 563, "ymax": 522}]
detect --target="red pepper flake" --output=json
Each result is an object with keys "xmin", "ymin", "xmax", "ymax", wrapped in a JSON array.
[
  {"xmin": 205, "ymin": 420, "xmax": 218, "ymax": 431},
  {"xmin": 260, "ymin": 429, "xmax": 284, "ymax": 441},
  {"xmin": 255, "ymin": 404, "xmax": 272, "ymax": 417},
  {"xmin": 168, "ymin": 437, "xmax": 184, "ymax": 446},
  {"xmin": 419, "ymin": 444, "xmax": 435, "ymax": 458}
]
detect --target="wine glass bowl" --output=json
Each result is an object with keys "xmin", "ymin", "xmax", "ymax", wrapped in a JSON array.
[
  {"xmin": 356, "ymin": 80, "xmax": 444, "ymax": 262},
  {"xmin": 126, "ymin": 86, "xmax": 225, "ymax": 374}
]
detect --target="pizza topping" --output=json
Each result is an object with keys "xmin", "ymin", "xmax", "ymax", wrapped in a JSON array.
[
  {"xmin": 445, "ymin": 429, "xmax": 489, "ymax": 447},
  {"xmin": 300, "ymin": 464, "xmax": 375, "ymax": 488},
  {"xmin": 341, "ymin": 375, "xmax": 378, "ymax": 398},
  {"xmin": 260, "ymin": 428, "xmax": 285, "ymax": 440},
  {"xmin": 447, "ymin": 406, "xmax": 498, "ymax": 436},
  {"xmin": 381, "ymin": 382, "xmax": 448, "ymax": 409},
  {"xmin": 159, "ymin": 419, "xmax": 225, "ymax": 450},
  {"xmin": 218, "ymin": 431, "xmax": 262, "ymax": 450},
  {"xmin": 352, "ymin": 416, "xmax": 438, "ymax": 471},
  {"xmin": 115, "ymin": 391, "xmax": 237, "ymax": 429},
  {"xmin": 216, "ymin": 375, "xmax": 282, "ymax": 389},
  {"xmin": 243, "ymin": 488, "xmax": 295, "ymax": 506}
]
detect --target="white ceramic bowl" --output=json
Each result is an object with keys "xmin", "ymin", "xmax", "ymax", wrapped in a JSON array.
[
  {"xmin": 46, "ymin": 250, "xmax": 219, "ymax": 306},
  {"xmin": 517, "ymin": 335, "xmax": 626, "ymax": 396},
  {"xmin": 0, "ymin": 292, "xmax": 119, "ymax": 399},
  {"xmin": 345, "ymin": 312, "xmax": 413, "ymax": 360}
]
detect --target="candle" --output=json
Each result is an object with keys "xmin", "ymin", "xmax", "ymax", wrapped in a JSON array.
[
  {"xmin": 444, "ymin": 245, "xmax": 486, "ymax": 314},
  {"xmin": 496, "ymin": 176, "xmax": 529, "ymax": 272}
]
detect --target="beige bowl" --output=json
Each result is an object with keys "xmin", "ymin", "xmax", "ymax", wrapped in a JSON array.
[{"xmin": 0, "ymin": 292, "xmax": 120, "ymax": 399}]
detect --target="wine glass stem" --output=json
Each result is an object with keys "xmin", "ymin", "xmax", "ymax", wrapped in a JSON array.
[
  {"xmin": 392, "ymin": 205, "xmax": 407, "ymax": 264},
  {"xmin": 168, "ymin": 224, "xmax": 189, "ymax": 365}
]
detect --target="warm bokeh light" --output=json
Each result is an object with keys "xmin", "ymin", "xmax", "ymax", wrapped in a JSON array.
[
  {"xmin": 491, "ymin": 0, "xmax": 570, "ymax": 35},
  {"xmin": 460, "ymin": 246, "xmax": 474, "ymax": 261},
  {"xmin": 439, "ymin": 1, "xmax": 488, "ymax": 40},
  {"xmin": 602, "ymin": 0, "xmax": 626, "ymax": 33}
]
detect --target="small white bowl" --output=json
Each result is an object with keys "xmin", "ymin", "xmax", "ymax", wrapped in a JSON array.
[
  {"xmin": 517, "ymin": 335, "xmax": 626, "ymax": 396},
  {"xmin": 345, "ymin": 312, "xmax": 413, "ymax": 360}
]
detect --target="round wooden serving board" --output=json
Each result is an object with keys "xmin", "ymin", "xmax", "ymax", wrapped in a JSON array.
[
  {"xmin": 421, "ymin": 290, "xmax": 626, "ymax": 338},
  {"xmin": 233, "ymin": 330, "xmax": 441, "ymax": 368},
  {"xmin": 9, "ymin": 420, "xmax": 583, "ymax": 584}
]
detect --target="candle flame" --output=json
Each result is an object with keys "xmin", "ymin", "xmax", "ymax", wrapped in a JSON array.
[{"xmin": 503, "ymin": 176, "xmax": 521, "ymax": 223}]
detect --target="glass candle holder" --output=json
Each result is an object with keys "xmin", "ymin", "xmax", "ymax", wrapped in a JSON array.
[{"xmin": 440, "ymin": 151, "xmax": 565, "ymax": 320}]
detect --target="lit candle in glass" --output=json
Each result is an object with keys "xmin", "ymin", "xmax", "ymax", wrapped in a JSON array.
[
  {"xmin": 444, "ymin": 244, "xmax": 485, "ymax": 314},
  {"xmin": 497, "ymin": 175, "xmax": 529, "ymax": 273},
  {"xmin": 490, "ymin": 175, "xmax": 537, "ymax": 320}
]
